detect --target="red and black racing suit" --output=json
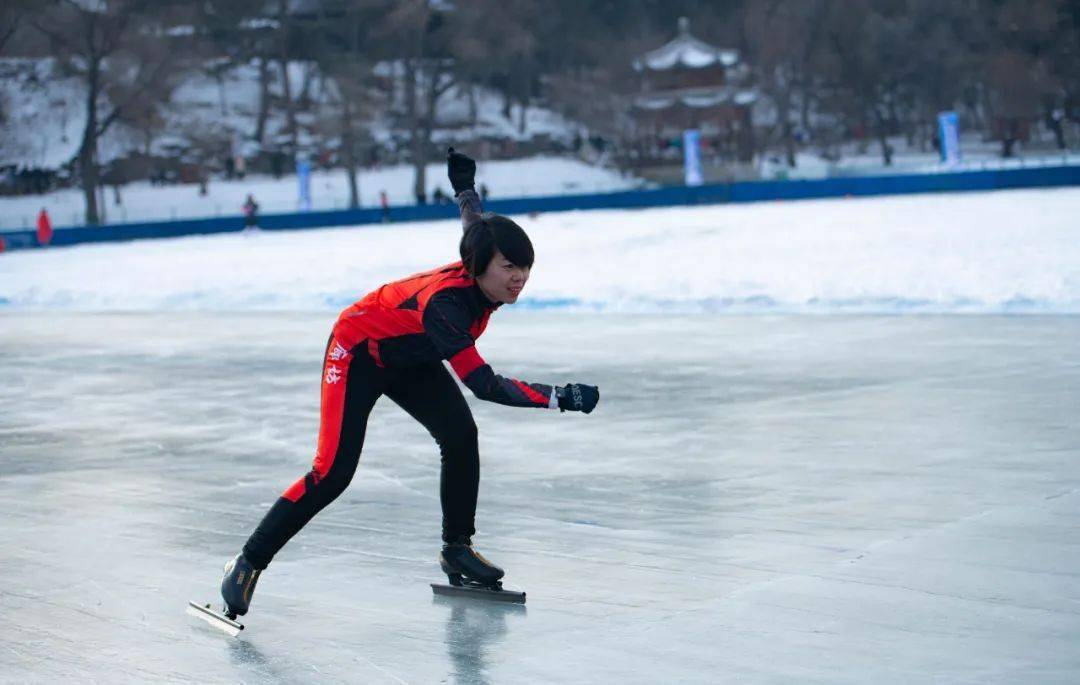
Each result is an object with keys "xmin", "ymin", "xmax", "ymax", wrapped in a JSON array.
[{"xmin": 243, "ymin": 189, "xmax": 554, "ymax": 570}]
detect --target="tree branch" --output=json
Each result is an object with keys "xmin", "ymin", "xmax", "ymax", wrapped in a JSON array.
[{"xmin": 95, "ymin": 55, "xmax": 174, "ymax": 138}]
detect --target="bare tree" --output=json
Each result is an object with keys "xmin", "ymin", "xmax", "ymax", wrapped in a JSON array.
[
  {"xmin": 978, "ymin": 0, "xmax": 1062, "ymax": 156},
  {"xmin": 274, "ymin": 0, "xmax": 299, "ymax": 160},
  {"xmin": 0, "ymin": 0, "xmax": 37, "ymax": 55},
  {"xmin": 816, "ymin": 1, "xmax": 921, "ymax": 166},
  {"xmin": 379, "ymin": 0, "xmax": 458, "ymax": 203},
  {"xmin": 741, "ymin": 0, "xmax": 827, "ymax": 167},
  {"xmin": 309, "ymin": 1, "xmax": 389, "ymax": 208},
  {"xmin": 34, "ymin": 0, "xmax": 192, "ymax": 224}
]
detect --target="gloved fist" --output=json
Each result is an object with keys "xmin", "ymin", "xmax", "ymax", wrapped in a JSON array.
[
  {"xmin": 447, "ymin": 147, "xmax": 476, "ymax": 194},
  {"xmin": 556, "ymin": 383, "xmax": 599, "ymax": 414}
]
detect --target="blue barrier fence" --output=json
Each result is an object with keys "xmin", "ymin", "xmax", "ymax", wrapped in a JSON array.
[{"xmin": 3, "ymin": 164, "xmax": 1079, "ymax": 252}]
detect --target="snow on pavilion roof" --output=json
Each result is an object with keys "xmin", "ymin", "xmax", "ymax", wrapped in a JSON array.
[
  {"xmin": 634, "ymin": 17, "xmax": 740, "ymax": 72},
  {"xmin": 633, "ymin": 87, "xmax": 757, "ymax": 110}
]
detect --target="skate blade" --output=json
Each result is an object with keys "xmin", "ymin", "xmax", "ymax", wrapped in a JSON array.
[
  {"xmin": 186, "ymin": 600, "xmax": 244, "ymax": 637},
  {"xmin": 431, "ymin": 583, "xmax": 526, "ymax": 604}
]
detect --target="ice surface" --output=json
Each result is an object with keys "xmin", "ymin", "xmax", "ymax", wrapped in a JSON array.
[
  {"xmin": 2, "ymin": 312, "xmax": 1079, "ymax": 683},
  {"xmin": 3, "ymin": 187, "xmax": 1079, "ymax": 313}
]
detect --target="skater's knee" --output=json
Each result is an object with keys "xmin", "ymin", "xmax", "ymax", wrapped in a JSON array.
[
  {"xmin": 318, "ymin": 467, "xmax": 354, "ymax": 498},
  {"xmin": 436, "ymin": 417, "xmax": 477, "ymax": 451}
]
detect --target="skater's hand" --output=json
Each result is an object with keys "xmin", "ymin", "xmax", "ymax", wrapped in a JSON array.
[
  {"xmin": 447, "ymin": 147, "xmax": 476, "ymax": 194},
  {"xmin": 556, "ymin": 383, "xmax": 599, "ymax": 414}
]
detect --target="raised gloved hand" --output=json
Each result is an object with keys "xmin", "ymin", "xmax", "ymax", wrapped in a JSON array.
[
  {"xmin": 447, "ymin": 147, "xmax": 476, "ymax": 194},
  {"xmin": 556, "ymin": 383, "xmax": 599, "ymax": 414}
]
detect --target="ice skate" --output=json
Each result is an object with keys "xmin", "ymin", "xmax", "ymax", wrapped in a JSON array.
[
  {"xmin": 185, "ymin": 553, "xmax": 260, "ymax": 636},
  {"xmin": 220, "ymin": 552, "xmax": 261, "ymax": 618},
  {"xmin": 432, "ymin": 536, "xmax": 525, "ymax": 603}
]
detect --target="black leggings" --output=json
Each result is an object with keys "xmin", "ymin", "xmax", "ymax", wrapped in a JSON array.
[{"xmin": 243, "ymin": 346, "xmax": 479, "ymax": 570}]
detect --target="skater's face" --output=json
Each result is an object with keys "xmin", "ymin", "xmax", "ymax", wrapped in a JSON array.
[{"xmin": 476, "ymin": 250, "xmax": 530, "ymax": 304}]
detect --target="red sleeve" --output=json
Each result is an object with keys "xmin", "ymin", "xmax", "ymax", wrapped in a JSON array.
[{"xmin": 448, "ymin": 345, "xmax": 554, "ymax": 409}]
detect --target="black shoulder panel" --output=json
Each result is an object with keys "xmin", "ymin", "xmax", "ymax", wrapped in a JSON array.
[{"xmin": 397, "ymin": 293, "xmax": 420, "ymax": 311}]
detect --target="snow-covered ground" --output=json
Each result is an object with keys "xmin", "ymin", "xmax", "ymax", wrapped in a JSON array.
[
  {"xmin": 758, "ymin": 138, "xmax": 1080, "ymax": 180},
  {"xmin": 2, "ymin": 187, "xmax": 1078, "ymax": 314},
  {"xmin": 0, "ymin": 155, "xmax": 641, "ymax": 228}
]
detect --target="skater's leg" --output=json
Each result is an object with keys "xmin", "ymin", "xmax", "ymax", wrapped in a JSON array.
[
  {"xmin": 242, "ymin": 340, "xmax": 388, "ymax": 570},
  {"xmin": 384, "ymin": 363, "xmax": 479, "ymax": 543}
]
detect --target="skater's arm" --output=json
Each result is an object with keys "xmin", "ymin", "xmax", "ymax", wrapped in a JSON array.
[
  {"xmin": 455, "ymin": 188, "xmax": 484, "ymax": 232},
  {"xmin": 424, "ymin": 293, "xmax": 555, "ymax": 409},
  {"xmin": 450, "ymin": 345, "xmax": 599, "ymax": 413},
  {"xmin": 448, "ymin": 148, "xmax": 482, "ymax": 232},
  {"xmin": 449, "ymin": 346, "xmax": 557, "ymax": 409}
]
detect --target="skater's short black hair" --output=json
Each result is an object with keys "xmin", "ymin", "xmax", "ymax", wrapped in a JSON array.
[{"xmin": 460, "ymin": 213, "xmax": 534, "ymax": 277}]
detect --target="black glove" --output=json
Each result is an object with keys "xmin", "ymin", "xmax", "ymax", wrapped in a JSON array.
[
  {"xmin": 447, "ymin": 147, "xmax": 476, "ymax": 195},
  {"xmin": 556, "ymin": 383, "xmax": 599, "ymax": 414}
]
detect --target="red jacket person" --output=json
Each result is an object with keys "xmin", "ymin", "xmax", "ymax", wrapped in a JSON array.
[{"xmin": 219, "ymin": 149, "xmax": 599, "ymax": 619}]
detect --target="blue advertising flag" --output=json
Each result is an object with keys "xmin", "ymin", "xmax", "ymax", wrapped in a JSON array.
[
  {"xmin": 297, "ymin": 159, "xmax": 312, "ymax": 211},
  {"xmin": 938, "ymin": 112, "xmax": 961, "ymax": 166},
  {"xmin": 683, "ymin": 129, "xmax": 703, "ymax": 186}
]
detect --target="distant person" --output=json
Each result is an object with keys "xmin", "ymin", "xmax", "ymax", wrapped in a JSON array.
[
  {"xmin": 380, "ymin": 190, "xmax": 390, "ymax": 223},
  {"xmin": 242, "ymin": 194, "xmax": 260, "ymax": 231},
  {"xmin": 478, "ymin": 183, "xmax": 489, "ymax": 201},
  {"xmin": 36, "ymin": 208, "xmax": 53, "ymax": 247},
  {"xmin": 235, "ymin": 154, "xmax": 247, "ymax": 180},
  {"xmin": 225, "ymin": 155, "xmax": 235, "ymax": 180},
  {"xmin": 432, "ymin": 187, "xmax": 447, "ymax": 205},
  {"xmin": 209, "ymin": 147, "xmax": 598, "ymax": 626}
]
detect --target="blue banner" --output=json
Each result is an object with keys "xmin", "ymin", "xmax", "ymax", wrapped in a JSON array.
[
  {"xmin": 683, "ymin": 129, "xmax": 703, "ymax": 186},
  {"xmin": 938, "ymin": 111, "xmax": 960, "ymax": 166},
  {"xmin": 297, "ymin": 159, "xmax": 312, "ymax": 211}
]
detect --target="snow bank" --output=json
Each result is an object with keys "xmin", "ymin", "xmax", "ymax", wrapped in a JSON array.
[
  {"xmin": 0, "ymin": 156, "xmax": 640, "ymax": 228},
  {"xmin": 2, "ymin": 187, "xmax": 1078, "ymax": 313}
]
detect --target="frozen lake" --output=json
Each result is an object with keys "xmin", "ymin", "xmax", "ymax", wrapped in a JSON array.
[{"xmin": 2, "ymin": 311, "xmax": 1079, "ymax": 683}]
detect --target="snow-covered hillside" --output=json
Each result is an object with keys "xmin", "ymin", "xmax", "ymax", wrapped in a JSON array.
[
  {"xmin": 0, "ymin": 56, "xmax": 585, "ymax": 172},
  {"xmin": 3, "ymin": 187, "xmax": 1078, "ymax": 313}
]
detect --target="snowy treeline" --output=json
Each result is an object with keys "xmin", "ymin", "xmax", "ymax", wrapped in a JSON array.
[{"xmin": 1, "ymin": 0, "xmax": 1078, "ymax": 224}]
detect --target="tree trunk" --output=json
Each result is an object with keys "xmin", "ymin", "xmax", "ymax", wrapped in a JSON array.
[
  {"xmin": 79, "ymin": 61, "xmax": 101, "ymax": 225},
  {"xmin": 255, "ymin": 55, "xmax": 270, "ymax": 143},
  {"xmin": 778, "ymin": 90, "xmax": 796, "ymax": 167},
  {"xmin": 279, "ymin": 58, "xmax": 297, "ymax": 158},
  {"xmin": 517, "ymin": 67, "xmax": 529, "ymax": 134},
  {"xmin": 873, "ymin": 106, "xmax": 892, "ymax": 166},
  {"xmin": 877, "ymin": 128, "xmax": 892, "ymax": 165},
  {"xmin": 406, "ymin": 59, "xmax": 425, "ymax": 203},
  {"xmin": 738, "ymin": 105, "xmax": 756, "ymax": 164},
  {"xmin": 217, "ymin": 73, "xmax": 227, "ymax": 116},
  {"xmin": 1001, "ymin": 119, "xmax": 1018, "ymax": 158},
  {"xmin": 79, "ymin": 144, "xmax": 99, "ymax": 225},
  {"xmin": 278, "ymin": 1, "xmax": 297, "ymax": 160},
  {"xmin": 341, "ymin": 91, "xmax": 359, "ymax": 208},
  {"xmin": 1047, "ymin": 108, "xmax": 1066, "ymax": 149},
  {"xmin": 501, "ymin": 88, "xmax": 512, "ymax": 121}
]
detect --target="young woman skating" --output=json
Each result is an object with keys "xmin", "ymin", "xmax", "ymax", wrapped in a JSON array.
[{"xmin": 217, "ymin": 149, "xmax": 599, "ymax": 619}]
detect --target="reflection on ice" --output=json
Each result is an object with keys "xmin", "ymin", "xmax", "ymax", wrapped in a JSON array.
[{"xmin": 435, "ymin": 596, "xmax": 526, "ymax": 685}]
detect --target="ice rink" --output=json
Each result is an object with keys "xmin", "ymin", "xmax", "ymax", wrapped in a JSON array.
[{"xmin": 2, "ymin": 311, "xmax": 1079, "ymax": 683}]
